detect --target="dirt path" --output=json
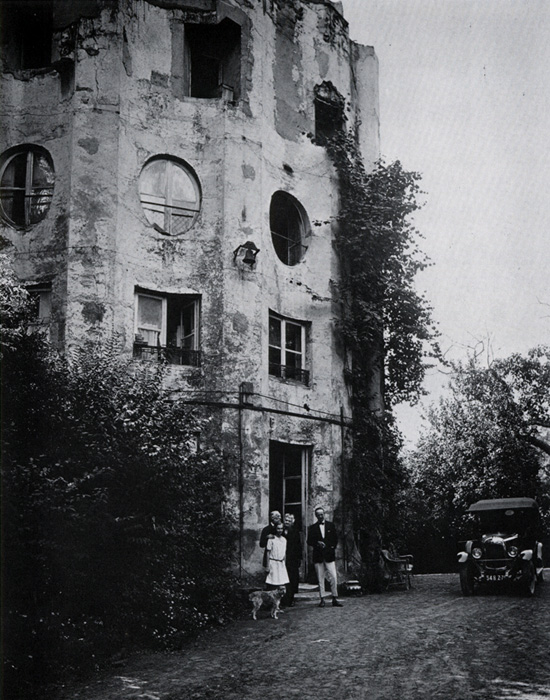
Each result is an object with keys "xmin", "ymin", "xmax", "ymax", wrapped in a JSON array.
[{"xmin": 57, "ymin": 573, "xmax": 550, "ymax": 700}]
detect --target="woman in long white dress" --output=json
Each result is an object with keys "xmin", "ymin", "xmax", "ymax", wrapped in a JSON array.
[{"xmin": 265, "ymin": 522, "xmax": 290, "ymax": 588}]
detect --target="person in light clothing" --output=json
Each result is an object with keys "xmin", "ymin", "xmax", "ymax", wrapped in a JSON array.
[
  {"xmin": 265, "ymin": 522, "xmax": 290, "ymax": 589},
  {"xmin": 307, "ymin": 506, "xmax": 343, "ymax": 607}
]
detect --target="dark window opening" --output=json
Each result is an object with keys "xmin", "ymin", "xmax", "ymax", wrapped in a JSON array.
[
  {"xmin": 270, "ymin": 191, "xmax": 309, "ymax": 266},
  {"xmin": 25, "ymin": 282, "xmax": 52, "ymax": 338},
  {"xmin": 25, "ymin": 282, "xmax": 52, "ymax": 326},
  {"xmin": 134, "ymin": 289, "xmax": 201, "ymax": 367},
  {"xmin": 314, "ymin": 81, "xmax": 345, "ymax": 146},
  {"xmin": 315, "ymin": 97, "xmax": 344, "ymax": 145},
  {"xmin": 1, "ymin": 0, "xmax": 54, "ymax": 70},
  {"xmin": 185, "ymin": 19, "xmax": 241, "ymax": 100}
]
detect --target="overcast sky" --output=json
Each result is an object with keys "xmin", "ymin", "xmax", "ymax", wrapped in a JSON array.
[{"xmin": 339, "ymin": 0, "xmax": 550, "ymax": 444}]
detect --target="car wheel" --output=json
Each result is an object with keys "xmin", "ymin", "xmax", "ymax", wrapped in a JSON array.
[
  {"xmin": 522, "ymin": 561, "xmax": 536, "ymax": 597},
  {"xmin": 460, "ymin": 565, "xmax": 475, "ymax": 596}
]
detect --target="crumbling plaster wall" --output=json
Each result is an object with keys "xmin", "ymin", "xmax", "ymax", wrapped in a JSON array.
[
  {"xmin": 113, "ymin": 0, "xmax": 231, "ymax": 405},
  {"xmin": 110, "ymin": 0, "xmax": 367, "ymax": 577},
  {"xmin": 267, "ymin": 0, "xmax": 380, "ymax": 166},
  {"xmin": 1, "ymin": 0, "xmax": 379, "ymax": 579},
  {"xmin": 211, "ymin": 0, "xmax": 367, "ymax": 577},
  {"xmin": 65, "ymin": 11, "xmax": 123, "ymax": 342},
  {"xmin": 110, "ymin": 0, "xmax": 356, "ymax": 382},
  {"xmin": 0, "ymin": 5, "xmax": 126, "ymax": 345},
  {"xmin": 0, "ymin": 46, "xmax": 76, "ymax": 347}
]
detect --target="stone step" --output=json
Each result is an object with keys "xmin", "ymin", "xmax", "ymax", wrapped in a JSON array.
[
  {"xmin": 295, "ymin": 580, "xmax": 362, "ymax": 601},
  {"xmin": 295, "ymin": 583, "xmax": 320, "ymax": 601}
]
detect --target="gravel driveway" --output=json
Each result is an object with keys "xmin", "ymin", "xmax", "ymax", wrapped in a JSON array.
[{"xmin": 57, "ymin": 573, "xmax": 550, "ymax": 700}]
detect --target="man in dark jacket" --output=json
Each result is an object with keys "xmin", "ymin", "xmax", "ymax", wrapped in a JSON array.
[
  {"xmin": 307, "ymin": 506, "xmax": 343, "ymax": 607},
  {"xmin": 283, "ymin": 513, "xmax": 302, "ymax": 606}
]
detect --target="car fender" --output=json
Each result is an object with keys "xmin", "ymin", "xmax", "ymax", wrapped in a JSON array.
[
  {"xmin": 520, "ymin": 549, "xmax": 534, "ymax": 561},
  {"xmin": 457, "ymin": 552, "xmax": 469, "ymax": 564}
]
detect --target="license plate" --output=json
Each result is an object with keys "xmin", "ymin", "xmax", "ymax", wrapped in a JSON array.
[{"xmin": 486, "ymin": 575, "xmax": 503, "ymax": 581}]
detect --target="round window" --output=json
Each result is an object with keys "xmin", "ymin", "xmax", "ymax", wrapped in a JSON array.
[
  {"xmin": 0, "ymin": 146, "xmax": 55, "ymax": 228},
  {"xmin": 269, "ymin": 191, "xmax": 309, "ymax": 266},
  {"xmin": 139, "ymin": 157, "xmax": 201, "ymax": 235}
]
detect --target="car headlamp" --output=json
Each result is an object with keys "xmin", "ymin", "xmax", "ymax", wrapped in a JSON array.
[
  {"xmin": 472, "ymin": 547, "xmax": 483, "ymax": 559},
  {"xmin": 507, "ymin": 545, "xmax": 519, "ymax": 557}
]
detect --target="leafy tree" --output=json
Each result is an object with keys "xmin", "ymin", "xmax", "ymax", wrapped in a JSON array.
[
  {"xmin": 1, "ymin": 269, "xmax": 238, "ymax": 697},
  {"xmin": 322, "ymin": 130, "xmax": 440, "ymax": 560},
  {"xmin": 478, "ymin": 346, "xmax": 550, "ymax": 456},
  {"xmin": 325, "ymin": 131, "xmax": 440, "ymax": 408},
  {"xmin": 404, "ymin": 351, "xmax": 550, "ymax": 571}
]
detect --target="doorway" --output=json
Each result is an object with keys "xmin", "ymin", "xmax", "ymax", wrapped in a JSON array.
[{"xmin": 269, "ymin": 441, "xmax": 309, "ymax": 533}]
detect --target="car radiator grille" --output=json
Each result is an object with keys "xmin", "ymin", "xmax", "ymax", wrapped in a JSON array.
[{"xmin": 483, "ymin": 543, "xmax": 507, "ymax": 563}]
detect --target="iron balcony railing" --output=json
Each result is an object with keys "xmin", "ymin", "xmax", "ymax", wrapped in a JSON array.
[
  {"xmin": 269, "ymin": 362, "xmax": 310, "ymax": 386},
  {"xmin": 133, "ymin": 343, "xmax": 202, "ymax": 368}
]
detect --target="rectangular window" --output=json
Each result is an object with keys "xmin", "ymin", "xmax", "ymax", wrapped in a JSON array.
[
  {"xmin": 314, "ymin": 97, "xmax": 344, "ymax": 145},
  {"xmin": 25, "ymin": 283, "xmax": 52, "ymax": 338},
  {"xmin": 27, "ymin": 284, "xmax": 52, "ymax": 321},
  {"xmin": 183, "ymin": 19, "xmax": 241, "ymax": 100},
  {"xmin": 269, "ymin": 311, "xmax": 309, "ymax": 385},
  {"xmin": 2, "ymin": 1, "xmax": 54, "ymax": 70},
  {"xmin": 135, "ymin": 292, "xmax": 164, "ymax": 347},
  {"xmin": 134, "ymin": 289, "xmax": 201, "ymax": 367}
]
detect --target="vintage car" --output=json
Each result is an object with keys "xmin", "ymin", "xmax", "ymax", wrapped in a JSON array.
[{"xmin": 457, "ymin": 497, "xmax": 544, "ymax": 596}]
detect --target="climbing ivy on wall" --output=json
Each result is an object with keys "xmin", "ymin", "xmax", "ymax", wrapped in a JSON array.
[
  {"xmin": 326, "ymin": 130, "xmax": 439, "ymax": 408},
  {"xmin": 324, "ymin": 130, "xmax": 441, "ymax": 553}
]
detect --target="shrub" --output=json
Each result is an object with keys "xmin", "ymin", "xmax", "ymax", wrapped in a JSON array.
[{"xmin": 2, "ymin": 327, "xmax": 238, "ymax": 697}]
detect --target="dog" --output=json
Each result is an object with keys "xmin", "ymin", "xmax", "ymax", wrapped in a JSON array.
[{"xmin": 249, "ymin": 586, "xmax": 287, "ymax": 620}]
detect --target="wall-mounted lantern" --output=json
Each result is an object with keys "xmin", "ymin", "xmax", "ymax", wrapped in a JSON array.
[{"xmin": 233, "ymin": 240, "xmax": 260, "ymax": 268}]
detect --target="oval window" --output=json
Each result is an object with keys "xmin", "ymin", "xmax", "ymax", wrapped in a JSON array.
[
  {"xmin": 270, "ymin": 191, "xmax": 309, "ymax": 266},
  {"xmin": 0, "ymin": 146, "xmax": 55, "ymax": 228},
  {"xmin": 139, "ymin": 157, "xmax": 201, "ymax": 235}
]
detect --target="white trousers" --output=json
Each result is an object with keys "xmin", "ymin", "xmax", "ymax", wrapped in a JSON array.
[{"xmin": 315, "ymin": 560, "xmax": 338, "ymax": 598}]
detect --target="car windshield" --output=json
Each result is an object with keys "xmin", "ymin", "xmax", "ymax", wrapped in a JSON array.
[{"xmin": 476, "ymin": 509, "xmax": 536, "ymax": 536}]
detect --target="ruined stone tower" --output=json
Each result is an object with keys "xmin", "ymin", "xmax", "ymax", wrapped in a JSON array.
[{"xmin": 0, "ymin": 0, "xmax": 379, "ymax": 580}]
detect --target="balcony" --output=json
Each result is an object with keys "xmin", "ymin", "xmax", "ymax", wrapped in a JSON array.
[
  {"xmin": 269, "ymin": 362, "xmax": 310, "ymax": 386},
  {"xmin": 133, "ymin": 343, "xmax": 201, "ymax": 368}
]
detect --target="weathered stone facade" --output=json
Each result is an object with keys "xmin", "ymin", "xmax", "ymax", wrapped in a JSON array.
[{"xmin": 0, "ymin": 0, "xmax": 379, "ymax": 581}]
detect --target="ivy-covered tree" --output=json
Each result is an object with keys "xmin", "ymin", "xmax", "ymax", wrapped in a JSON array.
[
  {"xmin": 323, "ymin": 131, "xmax": 440, "ymax": 556},
  {"xmin": 326, "ymin": 132, "xmax": 440, "ymax": 408},
  {"xmin": 404, "ymin": 351, "xmax": 550, "ymax": 571},
  {"xmin": 1, "ymin": 267, "xmax": 238, "ymax": 697}
]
